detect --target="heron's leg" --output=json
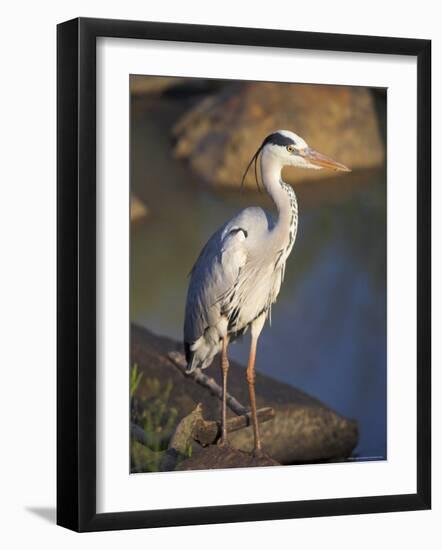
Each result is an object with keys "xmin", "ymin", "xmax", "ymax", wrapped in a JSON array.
[
  {"xmin": 247, "ymin": 314, "xmax": 266, "ymax": 453},
  {"xmin": 246, "ymin": 334, "xmax": 261, "ymax": 452},
  {"xmin": 219, "ymin": 336, "xmax": 230, "ymax": 446}
]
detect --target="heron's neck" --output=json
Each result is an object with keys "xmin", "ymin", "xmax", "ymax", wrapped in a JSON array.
[{"xmin": 260, "ymin": 152, "xmax": 298, "ymax": 242}]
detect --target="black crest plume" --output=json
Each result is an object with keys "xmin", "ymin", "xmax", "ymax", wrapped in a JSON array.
[
  {"xmin": 240, "ymin": 132, "xmax": 295, "ymax": 192},
  {"xmin": 240, "ymin": 144, "xmax": 263, "ymax": 193}
]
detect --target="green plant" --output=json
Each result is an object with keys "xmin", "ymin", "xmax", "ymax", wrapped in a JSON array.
[
  {"xmin": 140, "ymin": 378, "xmax": 177, "ymax": 443},
  {"xmin": 130, "ymin": 366, "xmax": 179, "ymax": 473},
  {"xmin": 130, "ymin": 363, "xmax": 143, "ymax": 397}
]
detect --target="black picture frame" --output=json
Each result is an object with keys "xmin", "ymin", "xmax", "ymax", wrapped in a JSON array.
[{"xmin": 57, "ymin": 17, "xmax": 431, "ymax": 532}]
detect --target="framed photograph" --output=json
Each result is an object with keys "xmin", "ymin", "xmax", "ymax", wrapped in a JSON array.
[{"xmin": 57, "ymin": 17, "xmax": 431, "ymax": 532}]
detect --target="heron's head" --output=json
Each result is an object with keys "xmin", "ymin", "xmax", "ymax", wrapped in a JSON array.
[
  {"xmin": 242, "ymin": 129, "xmax": 350, "ymax": 188},
  {"xmin": 262, "ymin": 130, "xmax": 351, "ymax": 171}
]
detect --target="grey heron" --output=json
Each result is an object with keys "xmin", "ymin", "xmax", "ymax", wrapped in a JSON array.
[{"xmin": 184, "ymin": 130, "xmax": 350, "ymax": 454}]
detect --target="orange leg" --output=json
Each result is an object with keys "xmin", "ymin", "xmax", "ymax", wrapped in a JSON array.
[
  {"xmin": 219, "ymin": 336, "xmax": 230, "ymax": 446},
  {"xmin": 246, "ymin": 335, "xmax": 261, "ymax": 452}
]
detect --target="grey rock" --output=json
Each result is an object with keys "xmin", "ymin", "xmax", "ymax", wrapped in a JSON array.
[
  {"xmin": 131, "ymin": 324, "xmax": 358, "ymax": 464},
  {"xmin": 178, "ymin": 444, "xmax": 279, "ymax": 471}
]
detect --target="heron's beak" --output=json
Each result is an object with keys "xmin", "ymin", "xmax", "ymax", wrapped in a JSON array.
[{"xmin": 303, "ymin": 148, "xmax": 351, "ymax": 172}]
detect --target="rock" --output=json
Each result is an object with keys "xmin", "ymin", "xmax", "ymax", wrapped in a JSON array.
[
  {"xmin": 131, "ymin": 324, "xmax": 358, "ymax": 464},
  {"xmin": 130, "ymin": 75, "xmax": 225, "ymax": 97},
  {"xmin": 130, "ymin": 194, "xmax": 149, "ymax": 222},
  {"xmin": 173, "ymin": 82, "xmax": 384, "ymax": 188},
  {"xmin": 130, "ymin": 75, "xmax": 181, "ymax": 96},
  {"xmin": 178, "ymin": 444, "xmax": 279, "ymax": 471}
]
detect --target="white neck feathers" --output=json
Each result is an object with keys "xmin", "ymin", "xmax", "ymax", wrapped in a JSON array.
[{"xmin": 259, "ymin": 149, "xmax": 298, "ymax": 255}]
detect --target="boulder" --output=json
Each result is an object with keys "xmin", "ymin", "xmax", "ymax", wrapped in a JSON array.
[
  {"xmin": 130, "ymin": 194, "xmax": 149, "ymax": 222},
  {"xmin": 131, "ymin": 324, "xmax": 358, "ymax": 464},
  {"xmin": 130, "ymin": 75, "xmax": 181, "ymax": 96},
  {"xmin": 178, "ymin": 444, "xmax": 279, "ymax": 471},
  {"xmin": 130, "ymin": 75, "xmax": 224, "ymax": 97},
  {"xmin": 173, "ymin": 82, "xmax": 384, "ymax": 188}
]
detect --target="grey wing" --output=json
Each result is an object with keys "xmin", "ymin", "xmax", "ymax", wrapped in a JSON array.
[{"xmin": 184, "ymin": 207, "xmax": 271, "ymax": 365}]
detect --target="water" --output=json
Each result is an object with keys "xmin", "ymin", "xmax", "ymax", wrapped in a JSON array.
[{"xmin": 130, "ymin": 94, "xmax": 387, "ymax": 460}]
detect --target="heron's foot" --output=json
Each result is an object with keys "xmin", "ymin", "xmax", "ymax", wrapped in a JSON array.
[
  {"xmin": 252, "ymin": 447, "xmax": 266, "ymax": 459},
  {"xmin": 217, "ymin": 436, "xmax": 229, "ymax": 448}
]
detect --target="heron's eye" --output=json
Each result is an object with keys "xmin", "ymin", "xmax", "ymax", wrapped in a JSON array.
[{"xmin": 287, "ymin": 144, "xmax": 295, "ymax": 153}]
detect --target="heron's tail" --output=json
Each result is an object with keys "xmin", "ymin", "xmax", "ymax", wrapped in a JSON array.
[
  {"xmin": 184, "ymin": 341, "xmax": 199, "ymax": 373},
  {"xmin": 184, "ymin": 337, "xmax": 216, "ymax": 373}
]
